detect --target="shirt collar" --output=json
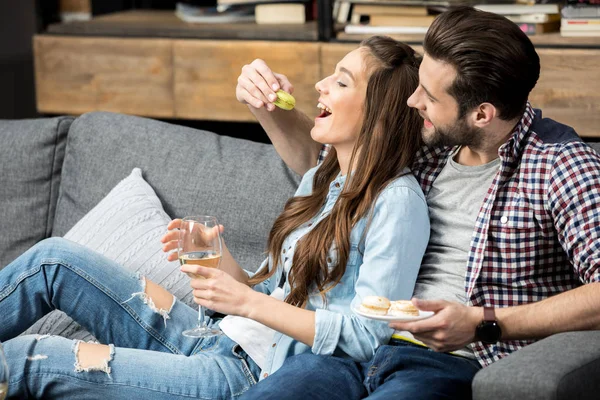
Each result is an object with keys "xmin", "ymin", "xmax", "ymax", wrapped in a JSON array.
[
  {"xmin": 498, "ymin": 102, "xmax": 536, "ymax": 161},
  {"xmin": 329, "ymin": 172, "xmax": 347, "ymax": 193}
]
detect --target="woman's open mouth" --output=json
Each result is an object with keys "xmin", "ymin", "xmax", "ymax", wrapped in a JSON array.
[{"xmin": 317, "ymin": 102, "xmax": 332, "ymax": 118}]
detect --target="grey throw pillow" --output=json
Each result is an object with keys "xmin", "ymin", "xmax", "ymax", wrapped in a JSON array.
[{"xmin": 23, "ymin": 168, "xmax": 194, "ymax": 340}]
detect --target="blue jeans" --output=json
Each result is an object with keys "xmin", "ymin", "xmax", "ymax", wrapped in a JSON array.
[
  {"xmin": 0, "ymin": 238, "xmax": 260, "ymax": 399},
  {"xmin": 239, "ymin": 339, "xmax": 481, "ymax": 400}
]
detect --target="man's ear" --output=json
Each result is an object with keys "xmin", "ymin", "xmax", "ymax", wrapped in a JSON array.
[{"xmin": 471, "ymin": 103, "xmax": 497, "ymax": 128}]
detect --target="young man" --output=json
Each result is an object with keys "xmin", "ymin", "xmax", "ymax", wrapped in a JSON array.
[{"xmin": 234, "ymin": 6, "xmax": 600, "ymax": 399}]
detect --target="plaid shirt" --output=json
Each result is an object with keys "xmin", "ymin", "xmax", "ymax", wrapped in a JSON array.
[{"xmin": 318, "ymin": 103, "xmax": 600, "ymax": 367}]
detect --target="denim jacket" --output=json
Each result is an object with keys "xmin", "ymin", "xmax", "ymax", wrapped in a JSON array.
[{"xmin": 249, "ymin": 165, "xmax": 430, "ymax": 380}]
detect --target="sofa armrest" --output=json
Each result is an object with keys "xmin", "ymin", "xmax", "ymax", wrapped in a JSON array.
[{"xmin": 472, "ymin": 331, "xmax": 600, "ymax": 400}]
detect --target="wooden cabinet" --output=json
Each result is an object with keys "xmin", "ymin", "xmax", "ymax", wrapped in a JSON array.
[
  {"xmin": 33, "ymin": 11, "xmax": 600, "ymax": 137},
  {"xmin": 34, "ymin": 36, "xmax": 174, "ymax": 118},
  {"xmin": 174, "ymin": 40, "xmax": 320, "ymax": 121}
]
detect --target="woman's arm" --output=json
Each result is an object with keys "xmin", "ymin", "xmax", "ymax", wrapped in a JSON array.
[
  {"xmin": 183, "ymin": 181, "xmax": 431, "ymax": 360},
  {"xmin": 236, "ymin": 59, "xmax": 322, "ymax": 176}
]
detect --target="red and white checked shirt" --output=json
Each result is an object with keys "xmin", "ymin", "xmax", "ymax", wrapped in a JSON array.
[{"xmin": 319, "ymin": 103, "xmax": 600, "ymax": 367}]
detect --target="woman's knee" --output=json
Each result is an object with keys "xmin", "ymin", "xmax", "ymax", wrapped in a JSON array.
[{"xmin": 27, "ymin": 237, "xmax": 77, "ymax": 260}]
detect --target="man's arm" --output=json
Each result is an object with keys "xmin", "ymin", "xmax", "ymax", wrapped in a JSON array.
[
  {"xmin": 389, "ymin": 284, "xmax": 600, "ymax": 353},
  {"xmin": 236, "ymin": 59, "xmax": 321, "ymax": 176},
  {"xmin": 391, "ymin": 142, "xmax": 600, "ymax": 352}
]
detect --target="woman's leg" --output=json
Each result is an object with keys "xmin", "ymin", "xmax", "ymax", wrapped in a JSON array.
[
  {"xmin": 0, "ymin": 238, "xmax": 202, "ymax": 355},
  {"xmin": 5, "ymin": 334, "xmax": 260, "ymax": 400}
]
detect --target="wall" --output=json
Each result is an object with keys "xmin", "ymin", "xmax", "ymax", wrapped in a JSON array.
[{"xmin": 0, "ymin": 0, "xmax": 40, "ymax": 119}]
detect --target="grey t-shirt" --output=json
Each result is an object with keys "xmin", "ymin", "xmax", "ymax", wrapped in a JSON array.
[{"xmin": 394, "ymin": 148, "xmax": 501, "ymax": 359}]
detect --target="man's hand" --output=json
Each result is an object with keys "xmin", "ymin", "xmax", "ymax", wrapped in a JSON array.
[
  {"xmin": 236, "ymin": 59, "xmax": 294, "ymax": 112},
  {"xmin": 389, "ymin": 299, "xmax": 483, "ymax": 353}
]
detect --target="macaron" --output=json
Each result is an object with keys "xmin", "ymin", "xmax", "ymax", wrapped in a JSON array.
[
  {"xmin": 273, "ymin": 90, "xmax": 295, "ymax": 110},
  {"xmin": 388, "ymin": 300, "xmax": 419, "ymax": 317},
  {"xmin": 359, "ymin": 295, "xmax": 391, "ymax": 316}
]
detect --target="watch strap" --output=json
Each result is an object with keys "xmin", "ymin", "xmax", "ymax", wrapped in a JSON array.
[{"xmin": 483, "ymin": 306, "xmax": 496, "ymax": 322}]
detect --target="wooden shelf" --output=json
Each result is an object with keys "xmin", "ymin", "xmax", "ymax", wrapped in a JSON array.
[
  {"xmin": 47, "ymin": 10, "xmax": 319, "ymax": 41},
  {"xmin": 335, "ymin": 29, "xmax": 600, "ymax": 48},
  {"xmin": 34, "ymin": 10, "xmax": 600, "ymax": 137}
]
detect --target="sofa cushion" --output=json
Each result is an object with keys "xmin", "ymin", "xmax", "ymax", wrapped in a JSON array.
[
  {"xmin": 52, "ymin": 112, "xmax": 300, "ymax": 272},
  {"xmin": 25, "ymin": 168, "xmax": 195, "ymax": 340},
  {"xmin": 0, "ymin": 116, "xmax": 73, "ymax": 268},
  {"xmin": 472, "ymin": 331, "xmax": 600, "ymax": 400}
]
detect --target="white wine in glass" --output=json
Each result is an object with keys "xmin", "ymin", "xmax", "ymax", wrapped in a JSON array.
[
  {"xmin": 179, "ymin": 216, "xmax": 223, "ymax": 338},
  {"xmin": 0, "ymin": 341, "xmax": 8, "ymax": 400}
]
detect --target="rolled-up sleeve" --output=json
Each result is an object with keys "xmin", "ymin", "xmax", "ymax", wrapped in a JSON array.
[{"xmin": 311, "ymin": 183, "xmax": 430, "ymax": 361}]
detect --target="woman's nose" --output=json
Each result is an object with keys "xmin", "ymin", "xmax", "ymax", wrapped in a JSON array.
[{"xmin": 315, "ymin": 77, "xmax": 328, "ymax": 94}]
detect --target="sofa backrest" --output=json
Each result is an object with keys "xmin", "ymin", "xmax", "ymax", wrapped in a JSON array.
[
  {"xmin": 0, "ymin": 116, "xmax": 73, "ymax": 267},
  {"xmin": 51, "ymin": 112, "xmax": 301, "ymax": 272}
]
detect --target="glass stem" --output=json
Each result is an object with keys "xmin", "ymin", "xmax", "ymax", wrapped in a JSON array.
[{"xmin": 197, "ymin": 305, "xmax": 206, "ymax": 328}]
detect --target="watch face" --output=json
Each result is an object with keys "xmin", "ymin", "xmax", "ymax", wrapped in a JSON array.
[{"xmin": 477, "ymin": 321, "xmax": 502, "ymax": 344}]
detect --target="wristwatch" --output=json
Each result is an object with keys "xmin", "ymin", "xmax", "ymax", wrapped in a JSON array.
[{"xmin": 475, "ymin": 307, "xmax": 502, "ymax": 344}]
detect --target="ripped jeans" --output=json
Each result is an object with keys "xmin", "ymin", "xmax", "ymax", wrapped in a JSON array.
[{"xmin": 0, "ymin": 238, "xmax": 261, "ymax": 399}]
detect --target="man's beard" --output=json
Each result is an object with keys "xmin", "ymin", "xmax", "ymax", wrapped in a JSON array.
[{"xmin": 422, "ymin": 116, "xmax": 483, "ymax": 148}]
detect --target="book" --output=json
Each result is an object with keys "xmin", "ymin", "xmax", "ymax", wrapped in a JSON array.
[
  {"xmin": 515, "ymin": 20, "xmax": 560, "ymax": 34},
  {"xmin": 217, "ymin": 0, "xmax": 307, "ymax": 6},
  {"xmin": 255, "ymin": 3, "xmax": 308, "ymax": 24},
  {"xmin": 561, "ymin": 18, "xmax": 600, "ymax": 30},
  {"xmin": 505, "ymin": 13, "xmax": 561, "ymax": 23},
  {"xmin": 344, "ymin": 24, "xmax": 429, "ymax": 34},
  {"xmin": 560, "ymin": 29, "xmax": 600, "ymax": 36},
  {"xmin": 561, "ymin": 4, "xmax": 600, "ymax": 19},
  {"xmin": 337, "ymin": 1, "xmax": 352, "ymax": 23},
  {"xmin": 368, "ymin": 14, "xmax": 436, "ymax": 26},
  {"xmin": 352, "ymin": 4, "xmax": 429, "ymax": 16},
  {"xmin": 560, "ymin": 18, "xmax": 600, "ymax": 31},
  {"xmin": 175, "ymin": 3, "xmax": 255, "ymax": 23},
  {"xmin": 474, "ymin": 3, "xmax": 561, "ymax": 15}
]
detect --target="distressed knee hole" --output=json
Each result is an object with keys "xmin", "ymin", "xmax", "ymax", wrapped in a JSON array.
[
  {"xmin": 73, "ymin": 341, "xmax": 114, "ymax": 376},
  {"xmin": 124, "ymin": 276, "xmax": 175, "ymax": 327}
]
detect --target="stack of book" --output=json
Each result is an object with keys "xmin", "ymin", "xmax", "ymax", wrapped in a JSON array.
[
  {"xmin": 474, "ymin": 2, "xmax": 562, "ymax": 35},
  {"xmin": 175, "ymin": 0, "xmax": 313, "ymax": 25},
  {"xmin": 336, "ymin": 1, "xmax": 452, "ymax": 35},
  {"xmin": 560, "ymin": 0, "xmax": 600, "ymax": 37}
]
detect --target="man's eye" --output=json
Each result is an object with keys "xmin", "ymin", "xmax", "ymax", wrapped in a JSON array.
[{"xmin": 337, "ymin": 81, "xmax": 347, "ymax": 88}]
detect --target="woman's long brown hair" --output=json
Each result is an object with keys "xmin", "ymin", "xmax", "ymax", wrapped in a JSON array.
[{"xmin": 249, "ymin": 36, "xmax": 423, "ymax": 307}]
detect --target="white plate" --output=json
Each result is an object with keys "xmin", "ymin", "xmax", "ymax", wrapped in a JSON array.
[{"xmin": 352, "ymin": 306, "xmax": 434, "ymax": 322}]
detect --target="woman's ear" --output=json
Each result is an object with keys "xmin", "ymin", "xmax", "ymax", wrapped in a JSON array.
[{"xmin": 472, "ymin": 103, "xmax": 496, "ymax": 128}]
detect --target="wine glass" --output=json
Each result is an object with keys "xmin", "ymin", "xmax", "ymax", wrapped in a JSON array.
[
  {"xmin": 179, "ymin": 216, "xmax": 223, "ymax": 338},
  {"xmin": 0, "ymin": 341, "xmax": 8, "ymax": 400}
]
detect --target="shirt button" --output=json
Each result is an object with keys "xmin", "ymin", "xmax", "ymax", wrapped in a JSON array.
[
  {"xmin": 263, "ymin": 373, "xmax": 269, "ymax": 378},
  {"xmin": 335, "ymin": 182, "xmax": 340, "ymax": 188},
  {"xmin": 272, "ymin": 343, "xmax": 276, "ymax": 348},
  {"xmin": 327, "ymin": 257, "xmax": 332, "ymax": 263},
  {"xmin": 282, "ymin": 249, "xmax": 286, "ymax": 254},
  {"xmin": 500, "ymin": 215, "xmax": 508, "ymax": 224},
  {"xmin": 308, "ymin": 223, "xmax": 312, "ymax": 227}
]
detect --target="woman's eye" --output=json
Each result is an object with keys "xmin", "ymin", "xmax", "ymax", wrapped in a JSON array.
[{"xmin": 337, "ymin": 81, "xmax": 347, "ymax": 88}]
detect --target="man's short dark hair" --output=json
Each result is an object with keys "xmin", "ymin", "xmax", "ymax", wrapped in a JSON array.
[{"xmin": 424, "ymin": 6, "xmax": 540, "ymax": 121}]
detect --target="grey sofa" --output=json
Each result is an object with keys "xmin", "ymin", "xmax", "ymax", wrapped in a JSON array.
[{"xmin": 1, "ymin": 112, "xmax": 599, "ymax": 399}]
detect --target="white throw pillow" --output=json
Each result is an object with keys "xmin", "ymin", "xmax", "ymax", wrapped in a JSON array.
[{"xmin": 23, "ymin": 168, "xmax": 193, "ymax": 340}]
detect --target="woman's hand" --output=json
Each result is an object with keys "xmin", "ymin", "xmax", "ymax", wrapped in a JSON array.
[
  {"xmin": 160, "ymin": 219, "xmax": 224, "ymax": 262},
  {"xmin": 181, "ymin": 264, "xmax": 256, "ymax": 317},
  {"xmin": 236, "ymin": 59, "xmax": 294, "ymax": 112}
]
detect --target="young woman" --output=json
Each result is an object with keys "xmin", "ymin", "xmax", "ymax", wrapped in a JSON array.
[{"xmin": 0, "ymin": 36, "xmax": 429, "ymax": 399}]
